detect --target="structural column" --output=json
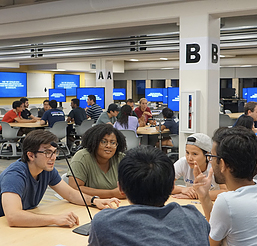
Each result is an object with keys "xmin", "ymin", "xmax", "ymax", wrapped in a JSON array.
[{"xmin": 179, "ymin": 14, "xmax": 220, "ymax": 155}]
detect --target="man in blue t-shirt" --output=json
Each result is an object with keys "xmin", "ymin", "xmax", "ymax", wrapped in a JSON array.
[
  {"xmin": 40, "ymin": 99, "xmax": 65, "ymax": 127},
  {"xmin": 88, "ymin": 146, "xmax": 210, "ymax": 246},
  {"xmin": 0, "ymin": 130, "xmax": 120, "ymax": 227}
]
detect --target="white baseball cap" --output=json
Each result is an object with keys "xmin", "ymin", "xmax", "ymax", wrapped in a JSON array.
[{"xmin": 186, "ymin": 133, "xmax": 212, "ymax": 152}]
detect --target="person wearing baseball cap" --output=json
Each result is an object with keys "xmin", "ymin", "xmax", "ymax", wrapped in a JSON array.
[
  {"xmin": 172, "ymin": 133, "xmax": 227, "ymax": 200},
  {"xmin": 96, "ymin": 103, "xmax": 120, "ymax": 125}
]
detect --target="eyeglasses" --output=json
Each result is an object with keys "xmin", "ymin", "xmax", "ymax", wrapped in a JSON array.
[
  {"xmin": 100, "ymin": 139, "xmax": 118, "ymax": 148},
  {"xmin": 205, "ymin": 153, "xmax": 221, "ymax": 162},
  {"xmin": 36, "ymin": 149, "xmax": 59, "ymax": 158}
]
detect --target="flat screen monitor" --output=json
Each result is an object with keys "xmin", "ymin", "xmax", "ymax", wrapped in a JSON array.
[
  {"xmin": 54, "ymin": 74, "xmax": 80, "ymax": 96},
  {"xmin": 220, "ymin": 88, "xmax": 235, "ymax": 98},
  {"xmin": 247, "ymin": 88, "xmax": 257, "ymax": 102},
  {"xmin": 49, "ymin": 89, "xmax": 66, "ymax": 102},
  {"xmin": 167, "ymin": 87, "xmax": 179, "ymax": 111},
  {"xmin": 0, "ymin": 72, "xmax": 27, "ymax": 98},
  {"xmin": 77, "ymin": 87, "xmax": 105, "ymax": 108},
  {"xmin": 145, "ymin": 88, "xmax": 164, "ymax": 102},
  {"xmin": 243, "ymin": 88, "xmax": 248, "ymax": 100},
  {"xmin": 113, "ymin": 88, "xmax": 126, "ymax": 101},
  {"xmin": 162, "ymin": 88, "xmax": 168, "ymax": 104}
]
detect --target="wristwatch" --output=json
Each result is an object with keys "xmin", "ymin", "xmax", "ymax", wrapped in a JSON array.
[{"xmin": 91, "ymin": 196, "xmax": 100, "ymax": 207}]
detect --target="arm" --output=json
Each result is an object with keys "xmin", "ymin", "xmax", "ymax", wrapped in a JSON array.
[
  {"xmin": 66, "ymin": 116, "xmax": 73, "ymax": 123},
  {"xmin": 155, "ymin": 124, "xmax": 167, "ymax": 131},
  {"xmin": 209, "ymin": 184, "xmax": 227, "ymax": 201},
  {"xmin": 209, "ymin": 237, "xmax": 222, "ymax": 246},
  {"xmin": 14, "ymin": 116, "xmax": 37, "ymax": 123},
  {"xmin": 52, "ymin": 179, "xmax": 121, "ymax": 209},
  {"xmin": 68, "ymin": 176, "xmax": 125, "ymax": 199},
  {"xmin": 2, "ymin": 192, "xmax": 79, "ymax": 227},
  {"xmin": 40, "ymin": 119, "xmax": 46, "ymax": 125},
  {"xmin": 29, "ymin": 114, "xmax": 40, "ymax": 120}
]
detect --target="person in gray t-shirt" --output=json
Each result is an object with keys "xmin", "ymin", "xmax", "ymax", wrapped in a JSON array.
[{"xmin": 96, "ymin": 103, "xmax": 120, "ymax": 125}]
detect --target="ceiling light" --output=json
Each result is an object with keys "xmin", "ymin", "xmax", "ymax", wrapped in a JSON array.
[
  {"xmin": 220, "ymin": 55, "xmax": 225, "ymax": 57},
  {"xmin": 160, "ymin": 58, "xmax": 168, "ymax": 60},
  {"xmin": 240, "ymin": 65, "xmax": 253, "ymax": 67},
  {"xmin": 129, "ymin": 59, "xmax": 139, "ymax": 61},
  {"xmin": 161, "ymin": 67, "xmax": 174, "ymax": 70}
]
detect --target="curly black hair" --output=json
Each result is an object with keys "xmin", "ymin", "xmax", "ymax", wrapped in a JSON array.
[{"xmin": 81, "ymin": 124, "xmax": 127, "ymax": 157}]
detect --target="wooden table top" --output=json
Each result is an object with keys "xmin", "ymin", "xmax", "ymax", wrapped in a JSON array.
[
  {"xmin": 227, "ymin": 112, "xmax": 243, "ymax": 119},
  {"xmin": 0, "ymin": 196, "xmax": 204, "ymax": 246},
  {"xmin": 8, "ymin": 121, "xmax": 48, "ymax": 128},
  {"xmin": 137, "ymin": 126, "xmax": 170, "ymax": 135}
]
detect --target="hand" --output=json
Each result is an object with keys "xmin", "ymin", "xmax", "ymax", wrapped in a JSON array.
[
  {"xmin": 94, "ymin": 198, "xmax": 121, "ymax": 210},
  {"xmin": 31, "ymin": 119, "xmax": 37, "ymax": 123},
  {"xmin": 181, "ymin": 186, "xmax": 198, "ymax": 199},
  {"xmin": 193, "ymin": 161, "xmax": 213, "ymax": 199},
  {"xmin": 172, "ymin": 193, "xmax": 191, "ymax": 199},
  {"xmin": 54, "ymin": 212, "xmax": 79, "ymax": 227},
  {"xmin": 111, "ymin": 187, "xmax": 126, "ymax": 199},
  {"xmin": 143, "ymin": 111, "xmax": 152, "ymax": 116}
]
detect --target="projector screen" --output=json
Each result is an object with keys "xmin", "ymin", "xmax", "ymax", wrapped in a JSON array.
[
  {"xmin": 49, "ymin": 89, "xmax": 66, "ymax": 102},
  {"xmin": 167, "ymin": 87, "xmax": 179, "ymax": 111},
  {"xmin": 145, "ymin": 88, "xmax": 164, "ymax": 102},
  {"xmin": 113, "ymin": 88, "xmax": 126, "ymax": 101},
  {"xmin": 77, "ymin": 87, "xmax": 105, "ymax": 108},
  {"xmin": 0, "ymin": 72, "xmax": 27, "ymax": 98},
  {"xmin": 54, "ymin": 74, "xmax": 80, "ymax": 96}
]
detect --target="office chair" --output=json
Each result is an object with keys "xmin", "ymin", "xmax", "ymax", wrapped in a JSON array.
[
  {"xmin": 163, "ymin": 134, "xmax": 179, "ymax": 163},
  {"xmin": 120, "ymin": 130, "xmax": 140, "ymax": 151},
  {"xmin": 46, "ymin": 121, "xmax": 70, "ymax": 157},
  {"xmin": 219, "ymin": 114, "xmax": 234, "ymax": 127},
  {"xmin": 30, "ymin": 108, "xmax": 39, "ymax": 117},
  {"xmin": 0, "ymin": 108, "xmax": 7, "ymax": 115},
  {"xmin": 0, "ymin": 122, "xmax": 24, "ymax": 159}
]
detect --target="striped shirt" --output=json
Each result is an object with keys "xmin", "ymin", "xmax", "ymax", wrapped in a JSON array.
[{"xmin": 86, "ymin": 103, "xmax": 103, "ymax": 123}]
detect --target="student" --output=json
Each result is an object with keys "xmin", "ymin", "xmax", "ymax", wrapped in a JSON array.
[
  {"xmin": 193, "ymin": 127, "xmax": 257, "ymax": 246},
  {"xmin": 95, "ymin": 103, "xmax": 120, "ymax": 125},
  {"xmin": 88, "ymin": 146, "xmax": 210, "ymax": 246},
  {"xmin": 40, "ymin": 100, "xmax": 65, "ymax": 127},
  {"xmin": 134, "ymin": 98, "xmax": 154, "ymax": 127},
  {"xmin": 0, "ymin": 101, "xmax": 37, "ymax": 133},
  {"xmin": 234, "ymin": 114, "xmax": 254, "ymax": 130},
  {"xmin": 68, "ymin": 124, "xmax": 126, "ymax": 199},
  {"xmin": 85, "ymin": 95, "xmax": 103, "ymax": 123},
  {"xmin": 20, "ymin": 97, "xmax": 39, "ymax": 120},
  {"xmin": 113, "ymin": 104, "xmax": 139, "ymax": 135},
  {"xmin": 117, "ymin": 99, "xmax": 138, "ymax": 119},
  {"xmin": 38, "ymin": 99, "xmax": 50, "ymax": 118},
  {"xmin": 172, "ymin": 133, "xmax": 226, "ymax": 200},
  {"xmin": 0, "ymin": 129, "xmax": 120, "ymax": 227}
]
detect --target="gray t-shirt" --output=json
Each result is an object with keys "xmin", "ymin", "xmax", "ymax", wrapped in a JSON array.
[
  {"xmin": 95, "ymin": 111, "xmax": 116, "ymax": 125},
  {"xmin": 88, "ymin": 202, "xmax": 210, "ymax": 246}
]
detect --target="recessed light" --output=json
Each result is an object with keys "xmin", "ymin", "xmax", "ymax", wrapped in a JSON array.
[
  {"xmin": 161, "ymin": 67, "xmax": 174, "ymax": 70},
  {"xmin": 129, "ymin": 59, "xmax": 139, "ymax": 62},
  {"xmin": 160, "ymin": 58, "xmax": 168, "ymax": 60},
  {"xmin": 220, "ymin": 55, "xmax": 225, "ymax": 58},
  {"xmin": 240, "ymin": 65, "xmax": 253, "ymax": 67}
]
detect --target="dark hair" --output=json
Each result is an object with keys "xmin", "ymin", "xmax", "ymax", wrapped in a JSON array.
[
  {"xmin": 81, "ymin": 124, "xmax": 126, "ymax": 157},
  {"xmin": 88, "ymin": 95, "xmax": 96, "ymax": 103},
  {"xmin": 20, "ymin": 97, "xmax": 28, "ymax": 104},
  {"xmin": 49, "ymin": 100, "xmax": 57, "ymax": 109},
  {"xmin": 244, "ymin": 101, "xmax": 257, "ymax": 115},
  {"xmin": 71, "ymin": 98, "xmax": 80, "ymax": 106},
  {"xmin": 234, "ymin": 115, "xmax": 254, "ymax": 130},
  {"xmin": 162, "ymin": 107, "xmax": 174, "ymax": 118},
  {"xmin": 43, "ymin": 99, "xmax": 50, "ymax": 104},
  {"xmin": 117, "ymin": 105, "xmax": 132, "ymax": 129},
  {"xmin": 212, "ymin": 127, "xmax": 257, "ymax": 180},
  {"xmin": 118, "ymin": 145, "xmax": 175, "ymax": 206},
  {"xmin": 126, "ymin": 99, "xmax": 134, "ymax": 103},
  {"xmin": 21, "ymin": 129, "xmax": 58, "ymax": 163},
  {"xmin": 12, "ymin": 101, "xmax": 22, "ymax": 109}
]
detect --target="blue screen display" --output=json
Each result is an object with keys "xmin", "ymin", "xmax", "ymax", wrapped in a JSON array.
[
  {"xmin": 246, "ymin": 88, "xmax": 257, "ymax": 102},
  {"xmin": 49, "ymin": 89, "xmax": 66, "ymax": 102},
  {"xmin": 167, "ymin": 87, "xmax": 179, "ymax": 111},
  {"xmin": 0, "ymin": 72, "xmax": 27, "ymax": 98},
  {"xmin": 113, "ymin": 88, "xmax": 126, "ymax": 100},
  {"xmin": 145, "ymin": 88, "xmax": 164, "ymax": 102},
  {"xmin": 54, "ymin": 74, "xmax": 80, "ymax": 96},
  {"xmin": 162, "ymin": 88, "xmax": 168, "ymax": 104},
  {"xmin": 77, "ymin": 88, "xmax": 105, "ymax": 108},
  {"xmin": 243, "ymin": 88, "xmax": 248, "ymax": 100}
]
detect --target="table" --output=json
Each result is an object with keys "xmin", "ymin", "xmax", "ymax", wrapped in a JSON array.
[
  {"xmin": 227, "ymin": 112, "xmax": 243, "ymax": 119},
  {"xmin": 0, "ymin": 196, "xmax": 204, "ymax": 246},
  {"xmin": 8, "ymin": 121, "xmax": 48, "ymax": 128}
]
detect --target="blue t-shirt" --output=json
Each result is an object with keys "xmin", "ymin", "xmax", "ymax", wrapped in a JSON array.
[
  {"xmin": 0, "ymin": 159, "xmax": 61, "ymax": 217},
  {"xmin": 41, "ymin": 108, "xmax": 65, "ymax": 127},
  {"xmin": 164, "ymin": 116, "xmax": 179, "ymax": 134}
]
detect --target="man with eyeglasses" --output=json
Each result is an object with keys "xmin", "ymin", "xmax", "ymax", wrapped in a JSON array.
[
  {"xmin": 0, "ymin": 129, "xmax": 120, "ymax": 227},
  {"xmin": 193, "ymin": 127, "xmax": 257, "ymax": 246}
]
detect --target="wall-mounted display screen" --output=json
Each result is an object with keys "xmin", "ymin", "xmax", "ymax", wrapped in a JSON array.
[
  {"xmin": 167, "ymin": 87, "xmax": 179, "ymax": 111},
  {"xmin": 243, "ymin": 88, "xmax": 248, "ymax": 100},
  {"xmin": 49, "ymin": 89, "xmax": 66, "ymax": 102},
  {"xmin": 54, "ymin": 74, "xmax": 80, "ymax": 96},
  {"xmin": 245, "ymin": 88, "xmax": 257, "ymax": 102},
  {"xmin": 77, "ymin": 87, "xmax": 105, "ymax": 108},
  {"xmin": 0, "ymin": 72, "xmax": 27, "ymax": 98},
  {"xmin": 162, "ymin": 88, "xmax": 168, "ymax": 104},
  {"xmin": 145, "ymin": 88, "xmax": 164, "ymax": 102},
  {"xmin": 113, "ymin": 88, "xmax": 126, "ymax": 100}
]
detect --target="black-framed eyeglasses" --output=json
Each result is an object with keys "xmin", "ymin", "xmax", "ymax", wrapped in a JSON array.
[
  {"xmin": 205, "ymin": 153, "xmax": 221, "ymax": 162},
  {"xmin": 100, "ymin": 139, "xmax": 118, "ymax": 148},
  {"xmin": 36, "ymin": 149, "xmax": 59, "ymax": 158}
]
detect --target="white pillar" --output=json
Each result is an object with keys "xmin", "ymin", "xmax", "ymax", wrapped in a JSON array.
[{"xmin": 179, "ymin": 14, "xmax": 220, "ymax": 156}]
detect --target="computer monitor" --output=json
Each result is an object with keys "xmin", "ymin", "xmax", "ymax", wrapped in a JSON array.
[
  {"xmin": 113, "ymin": 88, "xmax": 126, "ymax": 101},
  {"xmin": 54, "ymin": 74, "xmax": 80, "ymax": 96},
  {"xmin": 49, "ymin": 89, "xmax": 66, "ymax": 102},
  {"xmin": 246, "ymin": 88, "xmax": 257, "ymax": 102},
  {"xmin": 145, "ymin": 88, "xmax": 164, "ymax": 102},
  {"xmin": 167, "ymin": 87, "xmax": 179, "ymax": 111},
  {"xmin": 220, "ymin": 88, "xmax": 235, "ymax": 98},
  {"xmin": 0, "ymin": 72, "xmax": 27, "ymax": 98},
  {"xmin": 76, "ymin": 87, "xmax": 105, "ymax": 108}
]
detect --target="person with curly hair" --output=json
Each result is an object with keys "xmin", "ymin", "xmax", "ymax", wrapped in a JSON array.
[{"xmin": 67, "ymin": 124, "xmax": 127, "ymax": 199}]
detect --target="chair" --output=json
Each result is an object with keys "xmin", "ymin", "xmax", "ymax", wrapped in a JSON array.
[
  {"xmin": 164, "ymin": 134, "xmax": 179, "ymax": 163},
  {"xmin": 219, "ymin": 114, "xmax": 234, "ymax": 127},
  {"xmin": 0, "ymin": 122, "xmax": 24, "ymax": 159},
  {"xmin": 0, "ymin": 108, "xmax": 7, "ymax": 115},
  {"xmin": 120, "ymin": 130, "xmax": 140, "ymax": 151},
  {"xmin": 70, "ymin": 119, "xmax": 94, "ymax": 154},
  {"xmin": 61, "ymin": 172, "xmax": 69, "ymax": 184},
  {"xmin": 46, "ymin": 121, "xmax": 70, "ymax": 157},
  {"xmin": 30, "ymin": 108, "xmax": 39, "ymax": 117}
]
